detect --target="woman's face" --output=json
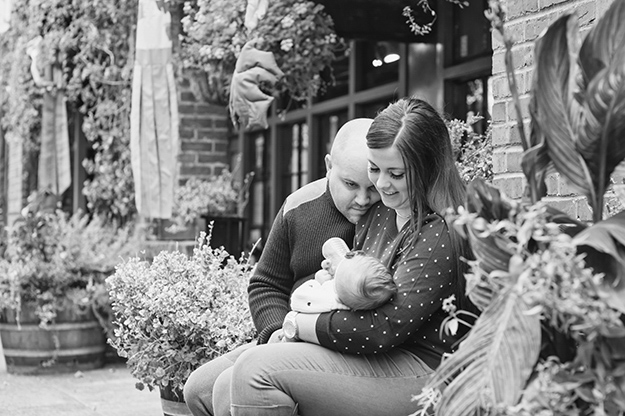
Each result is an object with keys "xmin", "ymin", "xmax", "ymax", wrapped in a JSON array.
[{"xmin": 367, "ymin": 145, "xmax": 410, "ymax": 214}]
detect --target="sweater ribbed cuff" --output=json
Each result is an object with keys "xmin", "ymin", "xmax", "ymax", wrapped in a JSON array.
[{"xmin": 258, "ymin": 322, "xmax": 282, "ymax": 344}]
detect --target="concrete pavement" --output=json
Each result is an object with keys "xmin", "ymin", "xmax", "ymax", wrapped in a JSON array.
[{"xmin": 0, "ymin": 354, "xmax": 164, "ymax": 416}]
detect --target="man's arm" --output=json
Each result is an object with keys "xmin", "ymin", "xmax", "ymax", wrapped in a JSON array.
[{"xmin": 248, "ymin": 207, "xmax": 295, "ymax": 343}]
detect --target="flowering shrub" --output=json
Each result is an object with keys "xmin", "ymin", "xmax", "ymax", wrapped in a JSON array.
[
  {"xmin": 180, "ymin": 0, "xmax": 344, "ymax": 104},
  {"xmin": 107, "ymin": 232, "xmax": 257, "ymax": 393}
]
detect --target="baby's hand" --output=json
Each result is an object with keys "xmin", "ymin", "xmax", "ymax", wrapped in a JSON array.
[
  {"xmin": 321, "ymin": 259, "xmax": 337, "ymax": 276},
  {"xmin": 314, "ymin": 269, "xmax": 333, "ymax": 284}
]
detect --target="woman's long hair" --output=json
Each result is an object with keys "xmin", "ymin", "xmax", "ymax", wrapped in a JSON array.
[{"xmin": 366, "ymin": 97, "xmax": 476, "ymax": 312}]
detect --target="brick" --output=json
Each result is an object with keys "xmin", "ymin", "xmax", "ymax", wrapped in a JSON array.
[
  {"xmin": 543, "ymin": 196, "xmax": 578, "ymax": 218},
  {"xmin": 511, "ymin": 44, "xmax": 534, "ymax": 69},
  {"xmin": 545, "ymin": 172, "xmax": 559, "ymax": 196},
  {"xmin": 558, "ymin": 174, "xmax": 584, "ymax": 196},
  {"xmin": 214, "ymin": 141, "xmax": 228, "ymax": 153},
  {"xmin": 505, "ymin": 21, "xmax": 525, "ymax": 44},
  {"xmin": 491, "ymin": 102, "xmax": 507, "ymax": 122},
  {"xmin": 178, "ymin": 104, "xmax": 196, "ymax": 114},
  {"xmin": 539, "ymin": 0, "xmax": 571, "ymax": 8},
  {"xmin": 525, "ymin": 12, "xmax": 556, "ymax": 41},
  {"xmin": 197, "ymin": 104, "xmax": 228, "ymax": 115},
  {"xmin": 180, "ymin": 165, "xmax": 214, "ymax": 176},
  {"xmin": 492, "ymin": 173, "xmax": 526, "ymax": 199},
  {"xmin": 492, "ymin": 50, "xmax": 506, "ymax": 76},
  {"xmin": 177, "ymin": 153, "xmax": 196, "ymax": 164},
  {"xmin": 576, "ymin": 197, "xmax": 593, "ymax": 221},
  {"xmin": 213, "ymin": 118, "xmax": 229, "ymax": 129},
  {"xmin": 181, "ymin": 141, "xmax": 213, "ymax": 152},
  {"xmin": 179, "ymin": 127, "xmax": 195, "ymax": 139},
  {"xmin": 491, "ymin": 124, "xmax": 511, "ymax": 147},
  {"xmin": 180, "ymin": 91, "xmax": 197, "ymax": 102},
  {"xmin": 199, "ymin": 131, "xmax": 229, "ymax": 142},
  {"xmin": 491, "ymin": 75, "xmax": 511, "ymax": 99},
  {"xmin": 198, "ymin": 153, "xmax": 228, "ymax": 164},
  {"xmin": 508, "ymin": 95, "xmax": 531, "ymax": 122},
  {"xmin": 575, "ymin": 2, "xmax": 597, "ymax": 29}
]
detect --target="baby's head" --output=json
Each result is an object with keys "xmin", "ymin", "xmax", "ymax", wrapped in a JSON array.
[{"xmin": 334, "ymin": 251, "xmax": 397, "ymax": 310}]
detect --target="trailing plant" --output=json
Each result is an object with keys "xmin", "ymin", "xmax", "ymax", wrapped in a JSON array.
[
  {"xmin": 107, "ymin": 231, "xmax": 257, "ymax": 394},
  {"xmin": 0, "ymin": 0, "xmax": 138, "ymax": 222},
  {"xmin": 413, "ymin": 0, "xmax": 625, "ymax": 415},
  {"xmin": 180, "ymin": 0, "xmax": 345, "ymax": 105}
]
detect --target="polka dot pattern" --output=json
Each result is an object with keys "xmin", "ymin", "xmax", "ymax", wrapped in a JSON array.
[{"xmin": 315, "ymin": 202, "xmax": 462, "ymax": 367}]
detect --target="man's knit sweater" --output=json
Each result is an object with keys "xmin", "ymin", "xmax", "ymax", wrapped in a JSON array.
[{"xmin": 248, "ymin": 178, "xmax": 355, "ymax": 344}]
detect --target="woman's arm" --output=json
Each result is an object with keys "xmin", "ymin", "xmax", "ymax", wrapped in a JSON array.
[{"xmin": 315, "ymin": 213, "xmax": 455, "ymax": 354}]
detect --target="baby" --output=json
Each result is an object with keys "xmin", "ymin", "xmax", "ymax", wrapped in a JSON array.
[{"xmin": 290, "ymin": 237, "xmax": 397, "ymax": 313}]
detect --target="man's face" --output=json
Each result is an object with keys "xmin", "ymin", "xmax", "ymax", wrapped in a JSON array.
[{"xmin": 326, "ymin": 154, "xmax": 380, "ymax": 224}]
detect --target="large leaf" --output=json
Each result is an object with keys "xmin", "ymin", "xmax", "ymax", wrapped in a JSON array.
[
  {"xmin": 577, "ymin": 0, "xmax": 625, "ymax": 89},
  {"xmin": 427, "ymin": 287, "xmax": 542, "ymax": 416},
  {"xmin": 530, "ymin": 13, "xmax": 595, "ymax": 205},
  {"xmin": 465, "ymin": 179, "xmax": 513, "ymax": 222},
  {"xmin": 575, "ymin": 0, "xmax": 625, "ymax": 220},
  {"xmin": 573, "ymin": 210, "xmax": 625, "ymax": 313}
]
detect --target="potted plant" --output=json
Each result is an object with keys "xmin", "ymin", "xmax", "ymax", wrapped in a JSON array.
[
  {"xmin": 164, "ymin": 166, "xmax": 253, "ymax": 254},
  {"xmin": 0, "ymin": 196, "xmax": 141, "ymax": 373},
  {"xmin": 412, "ymin": 1, "xmax": 625, "ymax": 415},
  {"xmin": 106, "ymin": 231, "xmax": 257, "ymax": 414}
]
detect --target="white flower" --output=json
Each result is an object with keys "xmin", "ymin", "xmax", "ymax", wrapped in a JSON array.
[
  {"xmin": 281, "ymin": 16, "xmax": 295, "ymax": 29},
  {"xmin": 280, "ymin": 39, "xmax": 294, "ymax": 52},
  {"xmin": 213, "ymin": 47, "xmax": 225, "ymax": 60},
  {"xmin": 293, "ymin": 3, "xmax": 308, "ymax": 15}
]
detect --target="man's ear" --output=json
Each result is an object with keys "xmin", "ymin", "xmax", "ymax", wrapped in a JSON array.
[{"xmin": 324, "ymin": 154, "xmax": 332, "ymax": 177}]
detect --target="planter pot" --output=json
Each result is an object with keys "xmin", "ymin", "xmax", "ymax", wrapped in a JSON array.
[
  {"xmin": 0, "ymin": 304, "xmax": 106, "ymax": 374},
  {"xmin": 202, "ymin": 215, "xmax": 246, "ymax": 255},
  {"xmin": 159, "ymin": 384, "xmax": 192, "ymax": 416}
]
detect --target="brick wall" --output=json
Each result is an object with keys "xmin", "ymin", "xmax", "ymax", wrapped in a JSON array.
[
  {"xmin": 177, "ymin": 72, "xmax": 231, "ymax": 184},
  {"xmin": 492, "ymin": 0, "xmax": 612, "ymax": 221}
]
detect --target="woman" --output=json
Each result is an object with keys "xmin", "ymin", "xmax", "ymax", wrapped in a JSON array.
[{"xmin": 219, "ymin": 97, "xmax": 475, "ymax": 416}]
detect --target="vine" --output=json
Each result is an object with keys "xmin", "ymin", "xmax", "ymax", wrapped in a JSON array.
[{"xmin": 0, "ymin": 0, "xmax": 139, "ymax": 222}]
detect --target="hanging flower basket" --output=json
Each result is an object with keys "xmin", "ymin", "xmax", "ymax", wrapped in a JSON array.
[{"xmin": 180, "ymin": 0, "xmax": 345, "ymax": 105}]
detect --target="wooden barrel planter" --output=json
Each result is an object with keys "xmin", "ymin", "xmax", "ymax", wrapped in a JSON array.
[
  {"xmin": 0, "ymin": 303, "xmax": 106, "ymax": 374},
  {"xmin": 159, "ymin": 385, "xmax": 192, "ymax": 416}
]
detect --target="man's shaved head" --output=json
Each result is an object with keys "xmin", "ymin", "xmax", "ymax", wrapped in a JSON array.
[{"xmin": 325, "ymin": 118, "xmax": 380, "ymax": 224}]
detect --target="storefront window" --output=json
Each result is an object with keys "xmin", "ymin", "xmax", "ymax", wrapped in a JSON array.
[{"xmin": 356, "ymin": 40, "xmax": 401, "ymax": 91}]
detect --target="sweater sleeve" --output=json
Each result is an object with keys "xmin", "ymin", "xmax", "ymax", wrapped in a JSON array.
[
  {"xmin": 316, "ymin": 214, "xmax": 455, "ymax": 354},
  {"xmin": 247, "ymin": 207, "xmax": 294, "ymax": 343}
]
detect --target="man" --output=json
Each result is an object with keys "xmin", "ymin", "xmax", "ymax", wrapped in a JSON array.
[{"xmin": 184, "ymin": 118, "xmax": 379, "ymax": 416}]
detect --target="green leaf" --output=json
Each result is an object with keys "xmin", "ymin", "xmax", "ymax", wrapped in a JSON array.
[
  {"xmin": 529, "ymin": 13, "xmax": 595, "ymax": 205},
  {"xmin": 428, "ymin": 288, "xmax": 542, "ymax": 416},
  {"xmin": 573, "ymin": 210, "xmax": 625, "ymax": 314}
]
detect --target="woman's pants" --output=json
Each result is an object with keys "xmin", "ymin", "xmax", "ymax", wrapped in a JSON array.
[{"xmin": 220, "ymin": 342, "xmax": 434, "ymax": 416}]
